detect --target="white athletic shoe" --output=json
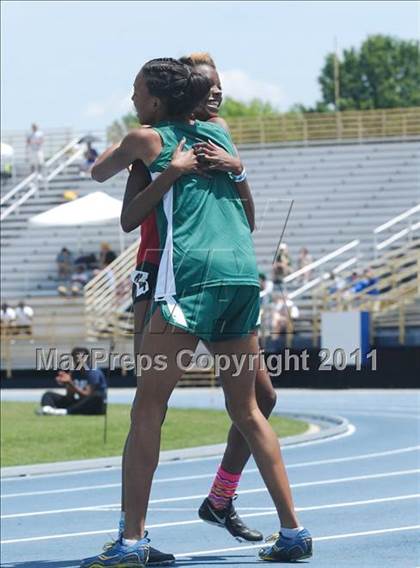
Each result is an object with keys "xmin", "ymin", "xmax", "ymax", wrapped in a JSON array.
[{"xmin": 37, "ymin": 405, "xmax": 67, "ymax": 416}]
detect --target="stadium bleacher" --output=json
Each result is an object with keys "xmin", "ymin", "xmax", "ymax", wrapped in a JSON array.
[
  {"xmin": 1, "ymin": 116, "xmax": 419, "ymax": 372},
  {"xmin": 2, "ymin": 139, "xmax": 418, "ymax": 298},
  {"xmin": 246, "ymin": 140, "xmax": 419, "ymax": 271},
  {"xmin": 1, "ymin": 166, "xmax": 136, "ymax": 298}
]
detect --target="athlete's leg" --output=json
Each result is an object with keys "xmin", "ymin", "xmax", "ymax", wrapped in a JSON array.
[
  {"xmin": 207, "ymin": 333, "xmax": 299, "ymax": 529},
  {"xmin": 120, "ymin": 299, "xmax": 151, "ymax": 513},
  {"xmin": 123, "ymin": 308, "xmax": 199, "ymax": 540},
  {"xmin": 220, "ymin": 361, "xmax": 277, "ymax": 474},
  {"xmin": 201, "ymin": 363, "xmax": 275, "ymax": 542}
]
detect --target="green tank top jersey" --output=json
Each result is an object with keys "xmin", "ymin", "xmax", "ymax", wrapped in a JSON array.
[{"xmin": 148, "ymin": 120, "xmax": 259, "ymax": 300}]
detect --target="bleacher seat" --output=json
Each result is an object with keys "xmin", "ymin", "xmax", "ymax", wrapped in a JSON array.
[{"xmin": 1, "ymin": 139, "xmax": 419, "ymax": 298}]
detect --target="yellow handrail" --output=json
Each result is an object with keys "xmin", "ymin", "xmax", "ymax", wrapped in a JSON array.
[
  {"xmin": 106, "ymin": 107, "xmax": 420, "ymax": 146},
  {"xmin": 84, "ymin": 240, "xmax": 139, "ymax": 339},
  {"xmin": 314, "ymin": 242, "xmax": 420, "ymax": 344},
  {"xmin": 228, "ymin": 107, "xmax": 420, "ymax": 145}
]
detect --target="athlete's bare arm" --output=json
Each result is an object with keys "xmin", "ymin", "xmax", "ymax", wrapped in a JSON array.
[
  {"xmin": 91, "ymin": 128, "xmax": 162, "ymax": 183},
  {"xmin": 207, "ymin": 116, "xmax": 242, "ymax": 173},
  {"xmin": 120, "ymin": 139, "xmax": 202, "ymax": 232},
  {"xmin": 120, "ymin": 160, "xmax": 152, "ymax": 232}
]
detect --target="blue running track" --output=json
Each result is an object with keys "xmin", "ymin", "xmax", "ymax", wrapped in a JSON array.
[{"xmin": 1, "ymin": 389, "xmax": 419, "ymax": 567}]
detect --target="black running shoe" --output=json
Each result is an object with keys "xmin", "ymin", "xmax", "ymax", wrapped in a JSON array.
[
  {"xmin": 198, "ymin": 496, "xmax": 263, "ymax": 542},
  {"xmin": 103, "ymin": 540, "xmax": 175, "ymax": 566},
  {"xmin": 148, "ymin": 546, "xmax": 176, "ymax": 566}
]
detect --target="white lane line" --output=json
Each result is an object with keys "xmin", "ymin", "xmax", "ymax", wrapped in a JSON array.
[
  {"xmin": 286, "ymin": 444, "xmax": 420, "ymax": 468},
  {"xmin": 150, "ymin": 493, "xmax": 420, "ymax": 514},
  {"xmin": 174, "ymin": 524, "xmax": 420, "ymax": 558},
  {"xmin": 2, "ymin": 469, "xmax": 419, "ymax": 518},
  {"xmin": 3, "ymin": 466, "xmax": 419, "ymax": 500},
  {"xmin": 2, "ymin": 482, "xmax": 120, "ymax": 498},
  {"xmin": 1, "ymin": 494, "xmax": 419, "ymax": 544},
  {"xmin": 297, "ymin": 493, "xmax": 420, "ymax": 513},
  {"xmin": 2, "ymin": 442, "xmax": 417, "ymax": 492},
  {"xmin": 290, "ymin": 468, "xmax": 420, "ymax": 489},
  {"xmin": 1, "ymin": 467, "xmax": 122, "ymax": 482},
  {"xmin": 282, "ymin": 423, "xmax": 356, "ymax": 449},
  {"xmin": 15, "ymin": 433, "xmax": 420, "ymax": 501},
  {"xmin": 343, "ymin": 410, "xmax": 420, "ymax": 420}
]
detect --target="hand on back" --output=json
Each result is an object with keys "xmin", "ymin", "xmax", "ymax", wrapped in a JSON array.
[
  {"xmin": 170, "ymin": 138, "xmax": 209, "ymax": 178},
  {"xmin": 193, "ymin": 140, "xmax": 241, "ymax": 174}
]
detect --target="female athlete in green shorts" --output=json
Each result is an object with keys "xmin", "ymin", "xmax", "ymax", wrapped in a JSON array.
[{"xmin": 81, "ymin": 57, "xmax": 312, "ymax": 567}]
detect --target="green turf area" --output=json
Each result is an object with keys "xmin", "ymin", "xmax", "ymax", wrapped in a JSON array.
[{"xmin": 1, "ymin": 401, "xmax": 308, "ymax": 467}]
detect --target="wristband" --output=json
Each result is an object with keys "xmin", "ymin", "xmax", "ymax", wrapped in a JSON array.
[{"xmin": 228, "ymin": 168, "xmax": 247, "ymax": 183}]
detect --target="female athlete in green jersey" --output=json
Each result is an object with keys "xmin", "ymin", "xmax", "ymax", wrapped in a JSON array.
[
  {"xmin": 81, "ymin": 58, "xmax": 312, "ymax": 567},
  {"xmin": 181, "ymin": 53, "xmax": 308, "ymax": 559}
]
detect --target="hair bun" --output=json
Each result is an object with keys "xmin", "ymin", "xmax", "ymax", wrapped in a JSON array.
[{"xmin": 142, "ymin": 57, "xmax": 212, "ymax": 116}]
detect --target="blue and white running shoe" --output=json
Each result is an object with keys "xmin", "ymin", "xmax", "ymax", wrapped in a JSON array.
[
  {"xmin": 258, "ymin": 528, "xmax": 313, "ymax": 562},
  {"xmin": 80, "ymin": 535, "xmax": 150, "ymax": 567}
]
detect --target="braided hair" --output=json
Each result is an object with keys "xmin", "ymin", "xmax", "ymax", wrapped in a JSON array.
[{"xmin": 142, "ymin": 58, "xmax": 212, "ymax": 117}]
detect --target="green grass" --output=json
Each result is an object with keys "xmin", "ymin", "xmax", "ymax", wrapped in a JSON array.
[{"xmin": 1, "ymin": 402, "xmax": 308, "ymax": 467}]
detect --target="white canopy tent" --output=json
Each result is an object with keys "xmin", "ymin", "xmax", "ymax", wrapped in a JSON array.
[
  {"xmin": 1, "ymin": 142, "xmax": 15, "ymax": 179},
  {"xmin": 1, "ymin": 142, "xmax": 14, "ymax": 158},
  {"xmin": 29, "ymin": 191, "xmax": 125, "ymax": 252}
]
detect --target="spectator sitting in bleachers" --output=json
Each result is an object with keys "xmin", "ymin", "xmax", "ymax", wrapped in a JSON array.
[
  {"xmin": 79, "ymin": 142, "xmax": 99, "ymax": 177},
  {"xmin": 71, "ymin": 265, "xmax": 91, "ymax": 295},
  {"xmin": 351, "ymin": 268, "xmax": 379, "ymax": 295},
  {"xmin": 56, "ymin": 247, "xmax": 74, "ymax": 280},
  {"xmin": 327, "ymin": 271, "xmax": 346, "ymax": 294},
  {"xmin": 14, "ymin": 301, "xmax": 34, "ymax": 335},
  {"xmin": 271, "ymin": 292, "xmax": 300, "ymax": 337},
  {"xmin": 37, "ymin": 347, "xmax": 107, "ymax": 416},
  {"xmin": 75, "ymin": 252, "xmax": 98, "ymax": 270},
  {"xmin": 272, "ymin": 243, "xmax": 292, "ymax": 290},
  {"xmin": 259, "ymin": 271, "xmax": 274, "ymax": 306},
  {"xmin": 298, "ymin": 247, "xmax": 313, "ymax": 282},
  {"xmin": 1, "ymin": 303, "xmax": 16, "ymax": 334},
  {"xmin": 347, "ymin": 271, "xmax": 359, "ymax": 286},
  {"xmin": 99, "ymin": 242, "xmax": 116, "ymax": 269},
  {"xmin": 58, "ymin": 265, "xmax": 91, "ymax": 296}
]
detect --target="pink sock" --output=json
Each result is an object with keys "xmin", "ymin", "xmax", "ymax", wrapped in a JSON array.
[{"xmin": 208, "ymin": 466, "xmax": 241, "ymax": 510}]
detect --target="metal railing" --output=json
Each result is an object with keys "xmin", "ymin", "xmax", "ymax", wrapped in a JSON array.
[
  {"xmin": 373, "ymin": 204, "xmax": 420, "ymax": 254},
  {"xmin": 257, "ymin": 239, "xmax": 420, "ymax": 348},
  {"xmin": 84, "ymin": 240, "xmax": 139, "ymax": 340},
  {"xmin": 315, "ymin": 241, "xmax": 420, "ymax": 344},
  {"xmin": 285, "ymin": 205, "xmax": 420, "ymax": 304},
  {"xmin": 84, "ymin": 236, "xmax": 365, "ymax": 349},
  {"xmin": 104, "ymin": 107, "xmax": 420, "ymax": 146},
  {"xmin": 0, "ymin": 138, "xmax": 85, "ymax": 221},
  {"xmin": 1, "ymin": 127, "xmax": 75, "ymax": 162},
  {"xmin": 82, "ymin": 134, "xmax": 419, "ymax": 345},
  {"xmin": 260, "ymin": 206, "xmax": 420, "ymax": 346},
  {"xmin": 228, "ymin": 107, "xmax": 420, "ymax": 145},
  {"xmin": 259, "ymin": 244, "xmax": 361, "ymax": 348},
  {"xmin": 284, "ymin": 239, "xmax": 360, "ymax": 289}
]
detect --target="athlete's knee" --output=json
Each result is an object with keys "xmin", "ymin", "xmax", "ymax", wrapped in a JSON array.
[
  {"xmin": 257, "ymin": 386, "xmax": 277, "ymax": 418},
  {"xmin": 130, "ymin": 395, "xmax": 167, "ymax": 428},
  {"xmin": 228, "ymin": 404, "xmax": 259, "ymax": 432}
]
